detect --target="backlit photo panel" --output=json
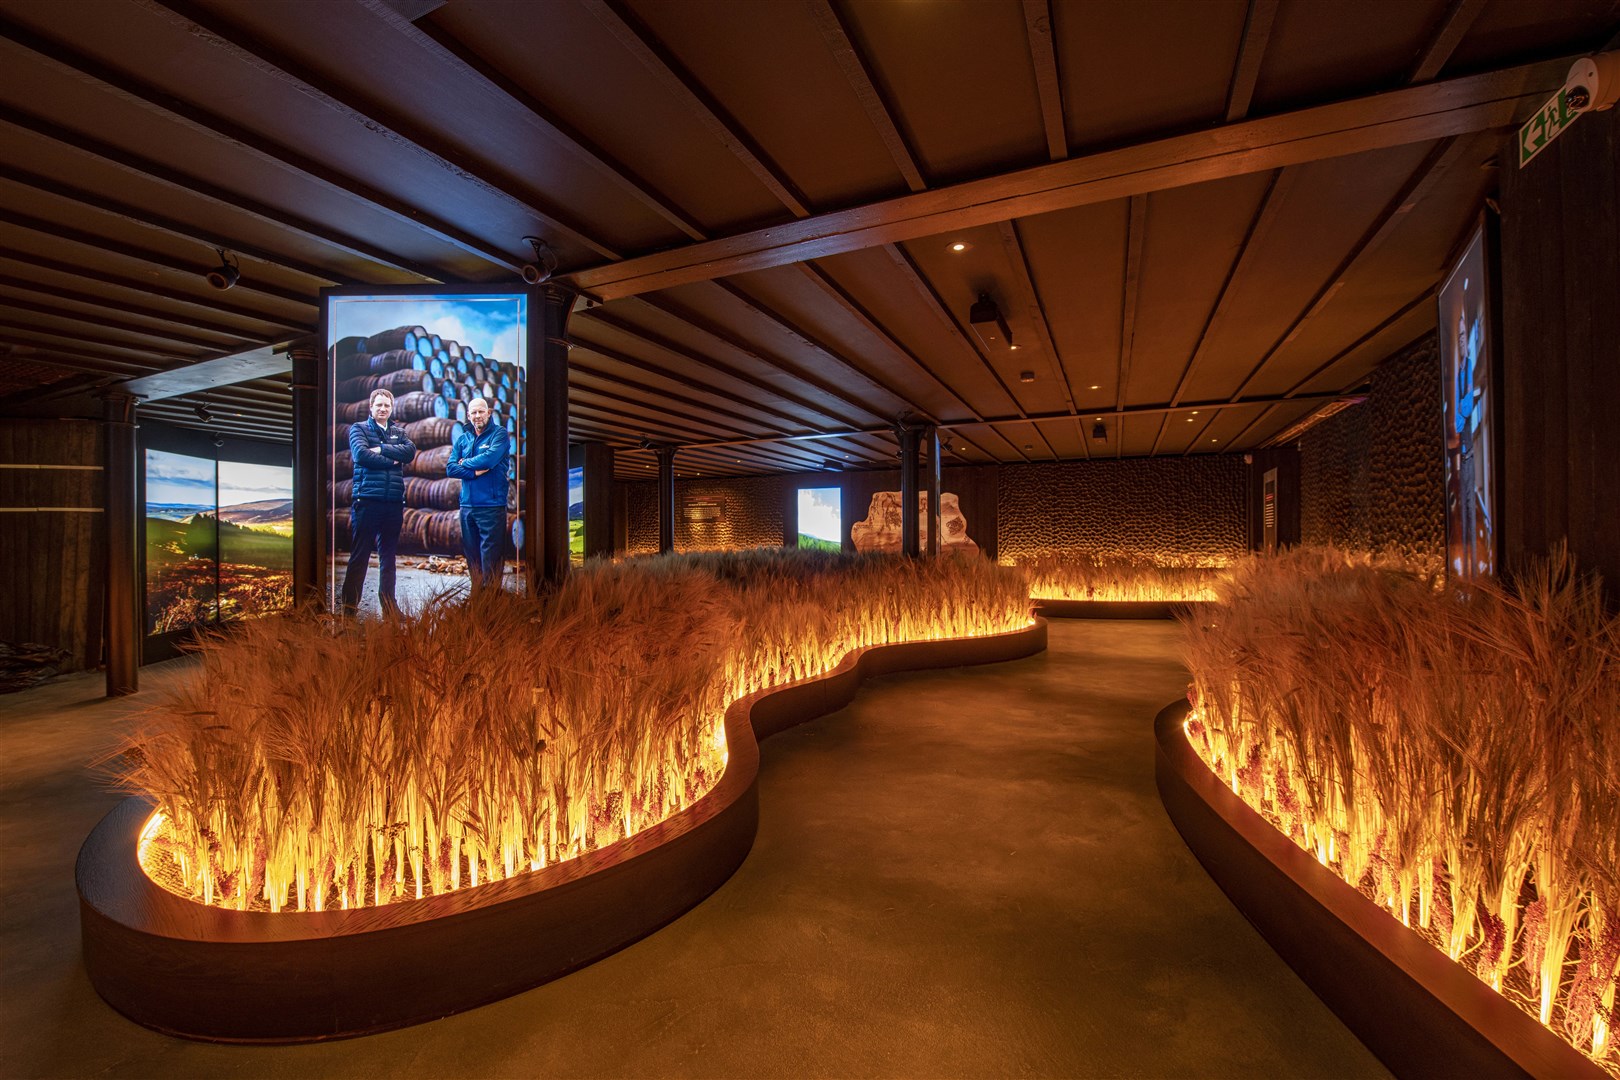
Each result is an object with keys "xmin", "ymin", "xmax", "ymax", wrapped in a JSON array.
[
  {"xmin": 325, "ymin": 292, "xmax": 528, "ymax": 615},
  {"xmin": 1439, "ymin": 223, "xmax": 1496, "ymax": 582}
]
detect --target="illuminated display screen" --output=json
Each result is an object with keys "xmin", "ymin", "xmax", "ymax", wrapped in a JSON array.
[
  {"xmin": 325, "ymin": 291, "xmax": 527, "ymax": 614},
  {"xmin": 797, "ymin": 487, "xmax": 842, "ymax": 552}
]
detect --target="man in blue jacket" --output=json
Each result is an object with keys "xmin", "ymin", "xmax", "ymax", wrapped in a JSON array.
[
  {"xmin": 341, "ymin": 388, "xmax": 416, "ymax": 615},
  {"xmin": 446, "ymin": 396, "xmax": 511, "ymax": 592}
]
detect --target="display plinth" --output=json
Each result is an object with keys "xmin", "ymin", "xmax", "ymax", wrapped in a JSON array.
[
  {"xmin": 1153, "ymin": 699, "xmax": 1604, "ymax": 1080},
  {"xmin": 77, "ymin": 619, "xmax": 1047, "ymax": 1043}
]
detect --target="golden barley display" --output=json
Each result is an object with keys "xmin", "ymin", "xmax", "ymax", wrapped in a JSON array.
[
  {"xmin": 1015, "ymin": 552, "xmax": 1229, "ymax": 602},
  {"xmin": 1180, "ymin": 547, "xmax": 1619, "ymax": 1074},
  {"xmin": 118, "ymin": 550, "xmax": 1031, "ymax": 915}
]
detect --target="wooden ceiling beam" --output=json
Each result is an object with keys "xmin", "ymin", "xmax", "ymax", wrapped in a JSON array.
[
  {"xmin": 1225, "ymin": 0, "xmax": 1280, "ymax": 122},
  {"xmin": 0, "ymin": 296, "xmax": 241, "ymax": 352},
  {"xmin": 572, "ymin": 310, "xmax": 858, "ymax": 428},
  {"xmin": 0, "ymin": 13, "xmax": 527, "ymax": 272},
  {"xmin": 0, "ymin": 272, "xmax": 266, "ymax": 344},
  {"xmin": 808, "ymin": 0, "xmax": 927, "ymax": 192},
  {"xmin": 623, "ymin": 297, "xmax": 888, "ymax": 426},
  {"xmin": 0, "ymin": 104, "xmax": 442, "ymax": 281},
  {"xmin": 1022, "ymin": 0, "xmax": 1067, "ymax": 160},
  {"xmin": 560, "ymin": 53, "xmax": 1567, "ymax": 300},
  {"xmin": 996, "ymin": 219, "xmax": 1077, "ymax": 413},
  {"xmin": 710, "ymin": 280, "xmax": 932, "ymax": 422},
  {"xmin": 0, "ymin": 316, "xmax": 198, "ymax": 360},
  {"xmin": 877, "ymin": 244, "xmax": 1030, "ymax": 446},
  {"xmin": 135, "ymin": 0, "xmax": 617, "ymax": 262},
  {"xmin": 0, "ymin": 161, "xmax": 355, "ymax": 286},
  {"xmin": 0, "ymin": 246, "xmax": 313, "ymax": 333},
  {"xmin": 1115, "ymin": 194, "xmax": 1147, "ymax": 458},
  {"xmin": 0, "ymin": 206, "xmax": 315, "ymax": 309},
  {"xmin": 1230, "ymin": 136, "xmax": 1469, "ymax": 400},
  {"xmin": 1409, "ymin": 0, "xmax": 1490, "ymax": 84},
  {"xmin": 569, "ymin": 363, "xmax": 798, "ymax": 438},
  {"xmin": 794, "ymin": 262, "xmax": 982, "ymax": 419},
  {"xmin": 570, "ymin": 380, "xmax": 764, "ymax": 442},
  {"xmin": 0, "ymin": 340, "xmax": 158, "ymax": 379},
  {"xmin": 584, "ymin": 0, "xmax": 811, "ymax": 218},
  {"xmin": 1150, "ymin": 167, "xmax": 1290, "ymax": 457},
  {"xmin": 360, "ymin": 1, "xmax": 706, "ymax": 242}
]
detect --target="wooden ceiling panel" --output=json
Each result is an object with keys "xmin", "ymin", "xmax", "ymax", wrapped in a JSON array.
[
  {"xmin": 1446, "ymin": 0, "xmax": 1620, "ymax": 77},
  {"xmin": 1014, "ymin": 199, "xmax": 1128, "ymax": 417},
  {"xmin": 621, "ymin": 0, "xmax": 908, "ymax": 211},
  {"xmin": 1033, "ymin": 417, "xmax": 1086, "ymax": 461},
  {"xmin": 1187, "ymin": 405, "xmax": 1267, "ymax": 455},
  {"xmin": 891, "ymin": 228, "xmax": 1060, "ymax": 419},
  {"xmin": 1152, "ymin": 406, "xmax": 1220, "ymax": 455},
  {"xmin": 704, "ymin": 263, "xmax": 956, "ymax": 422},
  {"xmin": 1127, "ymin": 171, "xmax": 1277, "ymax": 407},
  {"xmin": 838, "ymin": 0, "xmax": 1047, "ymax": 184},
  {"xmin": 1054, "ymin": 0, "xmax": 1246, "ymax": 150},
  {"xmin": 430, "ymin": 0, "xmax": 790, "ymax": 236},
  {"xmin": 1250, "ymin": 0, "xmax": 1445, "ymax": 114},
  {"xmin": 1288, "ymin": 303, "xmax": 1437, "ymax": 401},
  {"xmin": 1177, "ymin": 141, "xmax": 1436, "ymax": 404},
  {"xmin": 634, "ymin": 282, "xmax": 902, "ymax": 424}
]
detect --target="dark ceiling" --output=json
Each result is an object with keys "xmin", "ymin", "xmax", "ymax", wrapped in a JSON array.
[{"xmin": 0, "ymin": 0, "xmax": 1615, "ymax": 479}]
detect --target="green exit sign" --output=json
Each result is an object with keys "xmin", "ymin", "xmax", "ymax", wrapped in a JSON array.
[{"xmin": 1519, "ymin": 90, "xmax": 1577, "ymax": 167}]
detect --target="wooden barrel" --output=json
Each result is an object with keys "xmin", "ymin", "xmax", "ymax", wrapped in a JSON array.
[
  {"xmin": 428, "ymin": 356, "xmax": 445, "ymax": 379},
  {"xmin": 332, "ymin": 451, "xmax": 352, "ymax": 481},
  {"xmin": 453, "ymin": 400, "xmax": 467, "ymax": 422},
  {"xmin": 337, "ymin": 371, "xmax": 425, "ymax": 400},
  {"xmin": 405, "ymin": 444, "xmax": 452, "ymax": 478},
  {"xmin": 403, "ymin": 476, "xmax": 461, "ymax": 510},
  {"xmin": 421, "ymin": 509, "xmax": 462, "ymax": 554},
  {"xmin": 445, "ymin": 341, "xmax": 462, "ymax": 360},
  {"xmin": 399, "ymin": 507, "xmax": 432, "ymax": 553},
  {"xmin": 331, "ymin": 479, "xmax": 354, "ymax": 504},
  {"xmin": 338, "ymin": 400, "xmax": 369, "ymax": 422},
  {"xmin": 332, "ymin": 335, "xmax": 368, "ymax": 359},
  {"xmin": 392, "ymin": 391, "xmax": 448, "ymax": 422},
  {"xmin": 401, "ymin": 416, "xmax": 456, "ymax": 447},
  {"xmin": 364, "ymin": 326, "xmax": 424, "ymax": 355},
  {"xmin": 454, "ymin": 356, "xmax": 470, "ymax": 378},
  {"xmin": 331, "ymin": 508, "xmax": 351, "ymax": 548},
  {"xmin": 509, "ymin": 512, "xmax": 523, "ymax": 556}
]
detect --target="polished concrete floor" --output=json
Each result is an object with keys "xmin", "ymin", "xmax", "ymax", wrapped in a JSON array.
[{"xmin": 1, "ymin": 620, "xmax": 1389, "ymax": 1079}]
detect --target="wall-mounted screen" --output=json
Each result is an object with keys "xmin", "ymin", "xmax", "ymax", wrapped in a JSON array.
[
  {"xmin": 217, "ymin": 460, "xmax": 294, "ymax": 620},
  {"xmin": 144, "ymin": 448, "xmax": 218, "ymax": 634},
  {"xmin": 1439, "ymin": 222, "xmax": 1496, "ymax": 582},
  {"xmin": 797, "ymin": 487, "xmax": 842, "ymax": 552},
  {"xmin": 326, "ymin": 291, "xmax": 527, "ymax": 616},
  {"xmin": 569, "ymin": 465, "xmax": 585, "ymax": 565}
]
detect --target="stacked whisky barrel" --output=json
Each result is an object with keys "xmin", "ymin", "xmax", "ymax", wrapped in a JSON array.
[{"xmin": 328, "ymin": 326, "xmax": 524, "ymax": 558}]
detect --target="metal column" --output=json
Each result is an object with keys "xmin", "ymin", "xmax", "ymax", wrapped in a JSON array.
[
  {"xmin": 657, "ymin": 444, "xmax": 676, "ymax": 554},
  {"xmin": 898, "ymin": 425, "xmax": 920, "ymax": 558},
  {"xmin": 289, "ymin": 340, "xmax": 322, "ymax": 608},
  {"xmin": 530, "ymin": 283, "xmax": 575, "ymax": 591}
]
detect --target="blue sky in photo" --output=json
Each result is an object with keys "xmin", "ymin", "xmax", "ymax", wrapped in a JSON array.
[
  {"xmin": 329, "ymin": 294, "xmax": 527, "ymax": 370},
  {"xmin": 568, "ymin": 466, "xmax": 584, "ymax": 511},
  {"xmin": 145, "ymin": 449, "xmax": 213, "ymax": 509},
  {"xmin": 798, "ymin": 487, "xmax": 840, "ymax": 542},
  {"xmin": 218, "ymin": 461, "xmax": 293, "ymax": 509}
]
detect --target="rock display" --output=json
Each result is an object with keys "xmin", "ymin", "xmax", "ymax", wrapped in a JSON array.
[{"xmin": 851, "ymin": 491, "xmax": 979, "ymax": 556}]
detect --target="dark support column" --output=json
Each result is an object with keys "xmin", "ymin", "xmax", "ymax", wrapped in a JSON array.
[
  {"xmin": 657, "ymin": 444, "xmax": 676, "ymax": 554},
  {"xmin": 923, "ymin": 425, "xmax": 941, "ymax": 557},
  {"xmin": 530, "ymin": 284, "xmax": 575, "ymax": 592},
  {"xmin": 581, "ymin": 441, "xmax": 615, "ymax": 558},
  {"xmin": 289, "ymin": 340, "xmax": 322, "ymax": 608},
  {"xmin": 103, "ymin": 392, "xmax": 138, "ymax": 697},
  {"xmin": 898, "ymin": 425, "xmax": 920, "ymax": 558}
]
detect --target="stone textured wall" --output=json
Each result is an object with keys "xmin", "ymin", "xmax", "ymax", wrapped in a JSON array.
[
  {"xmin": 1299, "ymin": 333, "xmax": 1444, "ymax": 559},
  {"xmin": 997, "ymin": 456, "xmax": 1246, "ymax": 563},
  {"xmin": 624, "ymin": 476, "xmax": 785, "ymax": 554}
]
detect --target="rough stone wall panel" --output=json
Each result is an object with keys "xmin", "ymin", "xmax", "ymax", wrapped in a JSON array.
[
  {"xmin": 623, "ymin": 476, "xmax": 785, "ymax": 554},
  {"xmin": 1299, "ymin": 334, "xmax": 1443, "ymax": 559},
  {"xmin": 997, "ymin": 457, "xmax": 1246, "ymax": 563}
]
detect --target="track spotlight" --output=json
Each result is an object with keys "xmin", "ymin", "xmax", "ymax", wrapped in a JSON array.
[
  {"xmin": 521, "ymin": 236, "xmax": 558, "ymax": 285},
  {"xmin": 637, "ymin": 436, "xmax": 655, "ymax": 450},
  {"xmin": 206, "ymin": 249, "xmax": 240, "ymax": 291},
  {"xmin": 194, "ymin": 403, "xmax": 215, "ymax": 423}
]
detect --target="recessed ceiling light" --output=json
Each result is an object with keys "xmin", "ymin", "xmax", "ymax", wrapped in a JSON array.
[
  {"xmin": 1190, "ymin": 410, "xmax": 1199, "ymax": 415},
  {"xmin": 1009, "ymin": 344, "xmax": 1020, "ymax": 351},
  {"xmin": 1088, "ymin": 384, "xmax": 1100, "ymax": 390},
  {"xmin": 1210, "ymin": 438, "xmax": 1218, "ymax": 443},
  {"xmin": 949, "ymin": 241, "xmax": 970, "ymax": 253},
  {"xmin": 1018, "ymin": 370, "xmax": 1035, "ymax": 383},
  {"xmin": 1186, "ymin": 417, "xmax": 1194, "ymax": 422}
]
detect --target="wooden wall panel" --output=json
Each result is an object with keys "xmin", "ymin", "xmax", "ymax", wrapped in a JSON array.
[
  {"xmin": 1500, "ymin": 103, "xmax": 1620, "ymax": 603},
  {"xmin": 0, "ymin": 419, "xmax": 106, "ymax": 671}
]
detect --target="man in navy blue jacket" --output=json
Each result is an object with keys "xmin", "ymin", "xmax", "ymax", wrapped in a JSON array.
[
  {"xmin": 446, "ymin": 396, "xmax": 511, "ymax": 592},
  {"xmin": 341, "ymin": 388, "xmax": 416, "ymax": 615}
]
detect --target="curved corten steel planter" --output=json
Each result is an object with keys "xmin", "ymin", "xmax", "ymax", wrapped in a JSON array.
[
  {"xmin": 77, "ymin": 619, "xmax": 1047, "ymax": 1043},
  {"xmin": 1034, "ymin": 598, "xmax": 1207, "ymax": 620},
  {"xmin": 1153, "ymin": 700, "xmax": 1605, "ymax": 1080}
]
